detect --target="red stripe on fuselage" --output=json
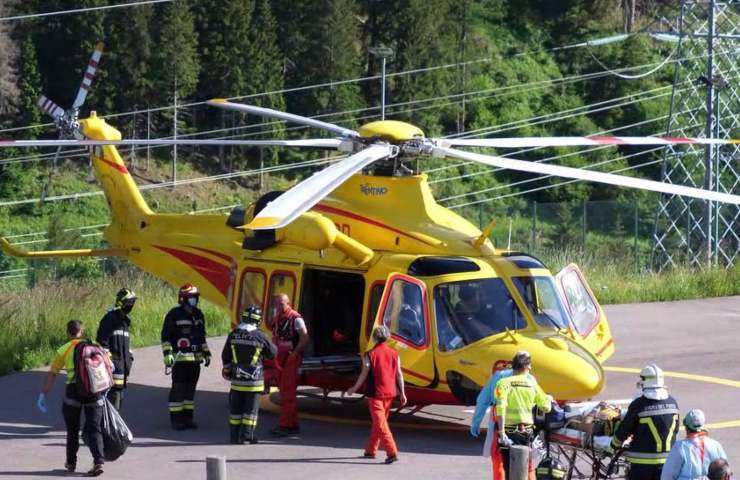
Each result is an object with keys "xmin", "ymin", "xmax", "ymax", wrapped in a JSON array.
[
  {"xmin": 154, "ymin": 245, "xmax": 231, "ymax": 298},
  {"xmin": 402, "ymin": 367, "xmax": 433, "ymax": 383},
  {"xmin": 595, "ymin": 338, "xmax": 614, "ymax": 357},
  {"xmin": 99, "ymin": 158, "xmax": 129, "ymax": 174},
  {"xmin": 185, "ymin": 245, "xmax": 233, "ymax": 264},
  {"xmin": 313, "ymin": 204, "xmax": 429, "ymax": 244}
]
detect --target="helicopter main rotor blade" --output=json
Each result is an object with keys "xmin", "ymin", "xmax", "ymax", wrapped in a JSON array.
[
  {"xmin": 441, "ymin": 136, "xmax": 740, "ymax": 149},
  {"xmin": 208, "ymin": 99, "xmax": 360, "ymax": 139},
  {"xmin": 72, "ymin": 42, "xmax": 104, "ymax": 111},
  {"xmin": 37, "ymin": 95, "xmax": 65, "ymax": 121},
  {"xmin": 0, "ymin": 138, "xmax": 344, "ymax": 148},
  {"xmin": 247, "ymin": 143, "xmax": 393, "ymax": 230},
  {"xmin": 436, "ymin": 146, "xmax": 740, "ymax": 206}
]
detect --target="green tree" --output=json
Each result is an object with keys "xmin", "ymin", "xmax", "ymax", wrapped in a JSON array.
[
  {"xmin": 0, "ymin": 0, "xmax": 20, "ymax": 126},
  {"xmin": 152, "ymin": 1, "xmax": 200, "ymax": 101},
  {"xmin": 103, "ymin": 3, "xmax": 155, "ymax": 120},
  {"xmin": 383, "ymin": 0, "xmax": 455, "ymax": 134}
]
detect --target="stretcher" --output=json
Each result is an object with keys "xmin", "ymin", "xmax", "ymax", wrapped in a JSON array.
[{"xmin": 536, "ymin": 400, "xmax": 632, "ymax": 480}]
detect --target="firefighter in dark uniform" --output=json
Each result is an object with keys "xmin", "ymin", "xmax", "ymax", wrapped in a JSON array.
[
  {"xmin": 610, "ymin": 364, "xmax": 680, "ymax": 480},
  {"xmin": 222, "ymin": 305, "xmax": 277, "ymax": 444},
  {"xmin": 161, "ymin": 283, "xmax": 211, "ymax": 430},
  {"xmin": 96, "ymin": 288, "xmax": 136, "ymax": 411}
]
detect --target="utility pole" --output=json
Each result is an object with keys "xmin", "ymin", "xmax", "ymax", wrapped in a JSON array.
[
  {"xmin": 369, "ymin": 46, "xmax": 394, "ymax": 120},
  {"xmin": 652, "ymin": 0, "xmax": 740, "ymax": 269},
  {"xmin": 173, "ymin": 74, "xmax": 178, "ymax": 189}
]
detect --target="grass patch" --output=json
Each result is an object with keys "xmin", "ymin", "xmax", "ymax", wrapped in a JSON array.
[
  {"xmin": 0, "ymin": 269, "xmax": 230, "ymax": 376},
  {"xmin": 539, "ymin": 247, "xmax": 740, "ymax": 305}
]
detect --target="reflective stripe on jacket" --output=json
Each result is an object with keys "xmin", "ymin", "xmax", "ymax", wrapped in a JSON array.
[
  {"xmin": 161, "ymin": 305, "xmax": 209, "ymax": 362},
  {"xmin": 96, "ymin": 308, "xmax": 132, "ymax": 383},
  {"xmin": 494, "ymin": 373, "xmax": 551, "ymax": 428},
  {"xmin": 613, "ymin": 394, "xmax": 680, "ymax": 464},
  {"xmin": 221, "ymin": 324, "xmax": 276, "ymax": 392}
]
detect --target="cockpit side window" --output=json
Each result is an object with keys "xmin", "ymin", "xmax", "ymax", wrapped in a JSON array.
[
  {"xmin": 434, "ymin": 278, "xmax": 526, "ymax": 350},
  {"xmin": 511, "ymin": 276, "xmax": 570, "ymax": 330},
  {"xmin": 381, "ymin": 279, "xmax": 427, "ymax": 347}
]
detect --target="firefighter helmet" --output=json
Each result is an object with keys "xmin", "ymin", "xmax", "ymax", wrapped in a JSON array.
[
  {"xmin": 536, "ymin": 457, "xmax": 566, "ymax": 479},
  {"xmin": 115, "ymin": 288, "xmax": 137, "ymax": 308},
  {"xmin": 178, "ymin": 283, "xmax": 200, "ymax": 305},
  {"xmin": 241, "ymin": 305, "xmax": 263, "ymax": 325},
  {"xmin": 638, "ymin": 364, "xmax": 665, "ymax": 390}
]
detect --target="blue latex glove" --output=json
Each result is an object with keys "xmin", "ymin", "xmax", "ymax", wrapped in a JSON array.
[
  {"xmin": 470, "ymin": 423, "xmax": 481, "ymax": 438},
  {"xmin": 37, "ymin": 393, "xmax": 48, "ymax": 413}
]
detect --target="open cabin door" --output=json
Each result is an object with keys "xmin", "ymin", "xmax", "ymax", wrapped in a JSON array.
[
  {"xmin": 373, "ymin": 273, "xmax": 436, "ymax": 388},
  {"xmin": 555, "ymin": 264, "xmax": 615, "ymax": 361}
]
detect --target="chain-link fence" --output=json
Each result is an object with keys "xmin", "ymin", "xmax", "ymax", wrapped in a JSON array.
[{"xmin": 460, "ymin": 200, "xmax": 660, "ymax": 273}]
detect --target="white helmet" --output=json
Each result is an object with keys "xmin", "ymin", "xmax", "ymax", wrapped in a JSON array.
[{"xmin": 638, "ymin": 363, "xmax": 666, "ymax": 392}]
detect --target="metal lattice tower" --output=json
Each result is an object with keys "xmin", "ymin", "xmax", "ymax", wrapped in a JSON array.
[{"xmin": 652, "ymin": 0, "xmax": 740, "ymax": 269}]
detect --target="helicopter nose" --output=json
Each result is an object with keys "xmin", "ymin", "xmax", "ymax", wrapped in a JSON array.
[{"xmin": 540, "ymin": 351, "xmax": 604, "ymax": 400}]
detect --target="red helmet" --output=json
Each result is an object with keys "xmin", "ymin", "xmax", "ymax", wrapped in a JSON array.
[{"xmin": 178, "ymin": 283, "xmax": 200, "ymax": 304}]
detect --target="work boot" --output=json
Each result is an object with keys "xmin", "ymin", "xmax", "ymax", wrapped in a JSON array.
[
  {"xmin": 171, "ymin": 419, "xmax": 187, "ymax": 431},
  {"xmin": 248, "ymin": 436, "xmax": 259, "ymax": 445},
  {"xmin": 184, "ymin": 420, "xmax": 199, "ymax": 430},
  {"xmin": 270, "ymin": 426, "xmax": 299, "ymax": 437},
  {"xmin": 87, "ymin": 464, "xmax": 104, "ymax": 476},
  {"xmin": 384, "ymin": 456, "xmax": 398, "ymax": 465},
  {"xmin": 64, "ymin": 462, "xmax": 76, "ymax": 473},
  {"xmin": 229, "ymin": 425, "xmax": 242, "ymax": 445}
]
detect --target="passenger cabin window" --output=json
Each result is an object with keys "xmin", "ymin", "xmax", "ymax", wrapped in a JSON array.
[
  {"xmin": 381, "ymin": 279, "xmax": 426, "ymax": 346},
  {"xmin": 266, "ymin": 272, "xmax": 296, "ymax": 329},
  {"xmin": 366, "ymin": 283, "xmax": 385, "ymax": 339},
  {"xmin": 558, "ymin": 269, "xmax": 599, "ymax": 336},
  {"xmin": 434, "ymin": 278, "xmax": 526, "ymax": 351},
  {"xmin": 239, "ymin": 270, "xmax": 266, "ymax": 315}
]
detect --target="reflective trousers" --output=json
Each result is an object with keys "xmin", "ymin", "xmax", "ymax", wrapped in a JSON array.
[
  {"xmin": 229, "ymin": 389, "xmax": 260, "ymax": 443},
  {"xmin": 277, "ymin": 352, "xmax": 301, "ymax": 428},
  {"xmin": 490, "ymin": 431, "xmax": 535, "ymax": 480},
  {"xmin": 628, "ymin": 463, "xmax": 663, "ymax": 480},
  {"xmin": 365, "ymin": 397, "xmax": 398, "ymax": 458},
  {"xmin": 62, "ymin": 384, "xmax": 105, "ymax": 467},
  {"xmin": 169, "ymin": 362, "xmax": 200, "ymax": 426}
]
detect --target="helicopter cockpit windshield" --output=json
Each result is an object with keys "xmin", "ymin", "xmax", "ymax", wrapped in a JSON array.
[
  {"xmin": 511, "ymin": 276, "xmax": 570, "ymax": 331},
  {"xmin": 434, "ymin": 278, "xmax": 527, "ymax": 352}
]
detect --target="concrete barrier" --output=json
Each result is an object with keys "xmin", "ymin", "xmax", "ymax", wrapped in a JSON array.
[
  {"xmin": 206, "ymin": 455, "xmax": 227, "ymax": 480},
  {"xmin": 509, "ymin": 445, "xmax": 529, "ymax": 480}
]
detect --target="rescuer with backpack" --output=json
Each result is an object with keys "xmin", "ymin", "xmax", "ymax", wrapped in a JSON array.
[
  {"xmin": 161, "ymin": 283, "xmax": 212, "ymax": 430},
  {"xmin": 221, "ymin": 305, "xmax": 277, "ymax": 444},
  {"xmin": 97, "ymin": 288, "xmax": 136, "ymax": 410},
  {"xmin": 37, "ymin": 320, "xmax": 111, "ymax": 477}
]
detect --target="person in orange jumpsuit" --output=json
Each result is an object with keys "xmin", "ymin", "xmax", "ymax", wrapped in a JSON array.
[
  {"xmin": 345, "ymin": 325, "xmax": 407, "ymax": 464},
  {"xmin": 269, "ymin": 293, "xmax": 309, "ymax": 437}
]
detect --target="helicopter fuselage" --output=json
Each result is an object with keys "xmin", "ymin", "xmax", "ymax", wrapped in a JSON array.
[{"xmin": 6, "ymin": 114, "xmax": 615, "ymax": 406}]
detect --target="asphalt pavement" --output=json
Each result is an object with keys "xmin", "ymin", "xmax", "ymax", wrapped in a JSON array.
[{"xmin": 1, "ymin": 296, "xmax": 738, "ymax": 479}]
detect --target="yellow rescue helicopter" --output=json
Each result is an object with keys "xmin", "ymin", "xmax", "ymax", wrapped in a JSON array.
[{"xmin": 3, "ymin": 45, "xmax": 740, "ymax": 406}]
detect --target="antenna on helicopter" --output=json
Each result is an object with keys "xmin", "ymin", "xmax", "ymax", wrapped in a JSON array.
[{"xmin": 37, "ymin": 42, "xmax": 104, "ymax": 205}]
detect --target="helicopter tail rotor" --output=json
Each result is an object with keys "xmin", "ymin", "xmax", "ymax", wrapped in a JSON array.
[
  {"xmin": 37, "ymin": 95, "xmax": 65, "ymax": 122},
  {"xmin": 72, "ymin": 42, "xmax": 104, "ymax": 112},
  {"xmin": 34, "ymin": 42, "xmax": 104, "ymax": 205}
]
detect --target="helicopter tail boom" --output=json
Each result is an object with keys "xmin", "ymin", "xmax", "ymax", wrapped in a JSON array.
[{"xmin": 81, "ymin": 112, "xmax": 153, "ymax": 224}]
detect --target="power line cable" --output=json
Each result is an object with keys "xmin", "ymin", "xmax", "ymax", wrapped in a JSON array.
[{"xmin": 0, "ymin": 0, "xmax": 174, "ymax": 22}]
